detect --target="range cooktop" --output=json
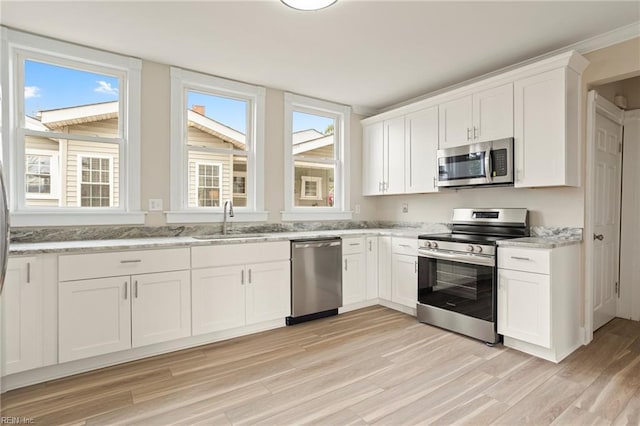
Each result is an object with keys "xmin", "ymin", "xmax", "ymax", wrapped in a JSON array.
[{"xmin": 418, "ymin": 233, "xmax": 518, "ymax": 246}]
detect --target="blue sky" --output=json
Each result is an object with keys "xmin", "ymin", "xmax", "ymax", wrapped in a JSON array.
[{"xmin": 25, "ymin": 59, "xmax": 334, "ymax": 135}]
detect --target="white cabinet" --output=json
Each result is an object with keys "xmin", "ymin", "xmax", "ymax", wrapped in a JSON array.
[
  {"xmin": 378, "ymin": 236, "xmax": 392, "ymax": 301},
  {"xmin": 191, "ymin": 242, "xmax": 290, "ymax": 335},
  {"xmin": 497, "ymin": 244, "xmax": 581, "ymax": 363},
  {"xmin": 58, "ymin": 248, "xmax": 191, "ymax": 363},
  {"xmin": 405, "ymin": 107, "xmax": 439, "ymax": 193},
  {"xmin": 439, "ymin": 84, "xmax": 513, "ymax": 149},
  {"xmin": 514, "ymin": 66, "xmax": 583, "ymax": 187},
  {"xmin": 365, "ymin": 237, "xmax": 379, "ymax": 300},
  {"xmin": 2, "ymin": 257, "xmax": 43, "ymax": 375},
  {"xmin": 362, "ymin": 116, "xmax": 405, "ymax": 195},
  {"xmin": 342, "ymin": 237, "xmax": 367, "ymax": 306},
  {"xmin": 390, "ymin": 238, "xmax": 418, "ymax": 309}
]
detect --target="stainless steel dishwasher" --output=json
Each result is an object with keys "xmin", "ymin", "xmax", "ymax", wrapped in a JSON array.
[{"xmin": 287, "ymin": 237, "xmax": 342, "ymax": 325}]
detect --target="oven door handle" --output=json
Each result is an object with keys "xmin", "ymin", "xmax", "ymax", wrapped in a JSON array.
[{"xmin": 419, "ymin": 249, "xmax": 495, "ymax": 267}]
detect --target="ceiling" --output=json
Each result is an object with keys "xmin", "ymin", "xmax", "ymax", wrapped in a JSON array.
[{"xmin": 1, "ymin": 1, "xmax": 639, "ymax": 114}]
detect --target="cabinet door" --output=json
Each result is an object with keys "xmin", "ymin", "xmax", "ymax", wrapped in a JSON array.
[
  {"xmin": 191, "ymin": 266, "xmax": 245, "ymax": 335},
  {"xmin": 498, "ymin": 269, "xmax": 551, "ymax": 348},
  {"xmin": 131, "ymin": 270, "xmax": 191, "ymax": 348},
  {"xmin": 439, "ymin": 95, "xmax": 473, "ymax": 149},
  {"xmin": 514, "ymin": 68, "xmax": 566, "ymax": 187},
  {"xmin": 391, "ymin": 254, "xmax": 418, "ymax": 308},
  {"xmin": 405, "ymin": 107, "xmax": 439, "ymax": 193},
  {"xmin": 2, "ymin": 257, "xmax": 43, "ymax": 375},
  {"xmin": 245, "ymin": 261, "xmax": 290, "ymax": 325},
  {"xmin": 384, "ymin": 116, "xmax": 405, "ymax": 194},
  {"xmin": 362, "ymin": 122, "xmax": 385, "ymax": 195},
  {"xmin": 342, "ymin": 253, "xmax": 366, "ymax": 305},
  {"xmin": 365, "ymin": 237, "xmax": 379, "ymax": 300},
  {"xmin": 473, "ymin": 83, "xmax": 513, "ymax": 143},
  {"xmin": 59, "ymin": 277, "xmax": 131, "ymax": 363},
  {"xmin": 378, "ymin": 237, "xmax": 392, "ymax": 301}
]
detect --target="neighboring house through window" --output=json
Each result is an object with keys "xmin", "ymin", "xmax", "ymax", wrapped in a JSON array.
[
  {"xmin": 168, "ymin": 67, "xmax": 267, "ymax": 223},
  {"xmin": 283, "ymin": 93, "xmax": 351, "ymax": 220},
  {"xmin": 1, "ymin": 28, "xmax": 142, "ymax": 226}
]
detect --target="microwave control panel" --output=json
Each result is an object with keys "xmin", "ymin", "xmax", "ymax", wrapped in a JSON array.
[{"xmin": 491, "ymin": 149, "xmax": 508, "ymax": 177}]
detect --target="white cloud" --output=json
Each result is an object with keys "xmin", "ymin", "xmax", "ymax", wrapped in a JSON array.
[
  {"xmin": 25, "ymin": 86, "xmax": 41, "ymax": 99},
  {"xmin": 94, "ymin": 81, "xmax": 119, "ymax": 96}
]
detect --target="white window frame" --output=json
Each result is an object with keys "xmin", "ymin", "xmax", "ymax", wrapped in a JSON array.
[
  {"xmin": 25, "ymin": 148, "xmax": 60, "ymax": 200},
  {"xmin": 167, "ymin": 67, "xmax": 267, "ymax": 223},
  {"xmin": 77, "ymin": 154, "xmax": 114, "ymax": 208},
  {"xmin": 1, "ymin": 28, "xmax": 143, "ymax": 226},
  {"xmin": 283, "ymin": 93, "xmax": 351, "ymax": 221},
  {"xmin": 194, "ymin": 161, "xmax": 222, "ymax": 208},
  {"xmin": 300, "ymin": 176, "xmax": 323, "ymax": 201}
]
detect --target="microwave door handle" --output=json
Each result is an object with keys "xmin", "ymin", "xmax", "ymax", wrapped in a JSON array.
[{"xmin": 485, "ymin": 149, "xmax": 492, "ymax": 182}]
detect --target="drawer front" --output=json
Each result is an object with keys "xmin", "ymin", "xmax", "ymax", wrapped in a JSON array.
[
  {"xmin": 342, "ymin": 237, "xmax": 365, "ymax": 255},
  {"xmin": 191, "ymin": 241, "xmax": 290, "ymax": 269},
  {"xmin": 498, "ymin": 247, "xmax": 550, "ymax": 274},
  {"xmin": 59, "ymin": 248, "xmax": 190, "ymax": 282},
  {"xmin": 392, "ymin": 238, "xmax": 418, "ymax": 256}
]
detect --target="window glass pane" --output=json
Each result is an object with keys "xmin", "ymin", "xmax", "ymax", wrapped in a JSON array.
[
  {"xmin": 24, "ymin": 60, "xmax": 120, "ymax": 138},
  {"xmin": 79, "ymin": 155, "xmax": 113, "ymax": 207},
  {"xmin": 294, "ymin": 162, "xmax": 334, "ymax": 207},
  {"xmin": 186, "ymin": 91, "xmax": 247, "ymax": 152},
  {"xmin": 292, "ymin": 111, "xmax": 335, "ymax": 159},
  {"xmin": 232, "ymin": 154, "xmax": 247, "ymax": 207}
]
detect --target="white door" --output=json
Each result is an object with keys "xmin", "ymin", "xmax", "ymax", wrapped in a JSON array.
[
  {"xmin": 384, "ymin": 116, "xmax": 405, "ymax": 194},
  {"xmin": 131, "ymin": 270, "xmax": 191, "ymax": 348},
  {"xmin": 473, "ymin": 83, "xmax": 513, "ymax": 143},
  {"xmin": 342, "ymin": 253, "xmax": 366, "ymax": 305},
  {"xmin": 245, "ymin": 261, "xmax": 290, "ymax": 325},
  {"xmin": 591, "ymin": 93, "xmax": 623, "ymax": 331},
  {"xmin": 405, "ymin": 107, "xmax": 439, "ymax": 193},
  {"xmin": 362, "ymin": 122, "xmax": 385, "ymax": 195},
  {"xmin": 2, "ymin": 257, "xmax": 43, "ymax": 375},
  {"xmin": 378, "ymin": 237, "xmax": 392, "ymax": 301},
  {"xmin": 391, "ymin": 254, "xmax": 418, "ymax": 308},
  {"xmin": 439, "ymin": 95, "xmax": 473, "ymax": 149},
  {"xmin": 59, "ymin": 276, "xmax": 132, "ymax": 362},
  {"xmin": 498, "ymin": 269, "xmax": 551, "ymax": 348},
  {"xmin": 365, "ymin": 237, "xmax": 379, "ymax": 300},
  {"xmin": 191, "ymin": 265, "xmax": 245, "ymax": 335}
]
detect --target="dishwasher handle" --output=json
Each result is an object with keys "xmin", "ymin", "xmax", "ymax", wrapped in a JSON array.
[{"xmin": 293, "ymin": 241, "xmax": 341, "ymax": 249}]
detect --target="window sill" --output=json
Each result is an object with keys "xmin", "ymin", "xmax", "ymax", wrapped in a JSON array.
[
  {"xmin": 280, "ymin": 210, "xmax": 353, "ymax": 222},
  {"xmin": 10, "ymin": 211, "xmax": 146, "ymax": 227},
  {"xmin": 165, "ymin": 210, "xmax": 269, "ymax": 224}
]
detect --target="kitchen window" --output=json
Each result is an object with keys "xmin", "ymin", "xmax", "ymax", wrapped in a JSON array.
[
  {"xmin": 1, "ymin": 28, "xmax": 143, "ymax": 226},
  {"xmin": 282, "ymin": 93, "xmax": 351, "ymax": 220},
  {"xmin": 168, "ymin": 67, "xmax": 267, "ymax": 223}
]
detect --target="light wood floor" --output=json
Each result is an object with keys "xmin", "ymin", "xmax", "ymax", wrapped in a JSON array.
[{"xmin": 2, "ymin": 306, "xmax": 639, "ymax": 425}]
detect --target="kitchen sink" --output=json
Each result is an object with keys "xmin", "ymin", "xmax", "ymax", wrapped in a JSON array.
[{"xmin": 192, "ymin": 233, "xmax": 267, "ymax": 240}]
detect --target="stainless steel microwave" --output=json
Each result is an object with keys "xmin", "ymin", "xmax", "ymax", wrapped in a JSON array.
[{"xmin": 437, "ymin": 138, "xmax": 514, "ymax": 188}]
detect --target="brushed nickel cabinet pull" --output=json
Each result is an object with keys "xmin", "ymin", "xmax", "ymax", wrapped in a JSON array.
[
  {"xmin": 120, "ymin": 259, "xmax": 142, "ymax": 264},
  {"xmin": 26, "ymin": 262, "xmax": 31, "ymax": 284},
  {"xmin": 344, "ymin": 259, "xmax": 348, "ymax": 271},
  {"xmin": 248, "ymin": 268, "xmax": 252, "ymax": 284},
  {"xmin": 134, "ymin": 281, "xmax": 139, "ymax": 298},
  {"xmin": 241, "ymin": 269, "xmax": 245, "ymax": 285},
  {"xmin": 124, "ymin": 282, "xmax": 128, "ymax": 300},
  {"xmin": 510, "ymin": 256, "xmax": 531, "ymax": 261}
]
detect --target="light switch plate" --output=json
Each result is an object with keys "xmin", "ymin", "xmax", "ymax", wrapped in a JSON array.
[
  {"xmin": 355, "ymin": 204, "xmax": 361, "ymax": 214},
  {"xmin": 149, "ymin": 199, "xmax": 163, "ymax": 211}
]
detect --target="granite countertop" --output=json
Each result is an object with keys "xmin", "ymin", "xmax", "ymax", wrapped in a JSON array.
[
  {"xmin": 497, "ymin": 237, "xmax": 582, "ymax": 249},
  {"xmin": 9, "ymin": 228, "xmax": 427, "ymax": 255}
]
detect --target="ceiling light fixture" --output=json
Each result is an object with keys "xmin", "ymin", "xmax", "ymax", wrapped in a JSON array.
[{"xmin": 281, "ymin": 0, "xmax": 337, "ymax": 11}]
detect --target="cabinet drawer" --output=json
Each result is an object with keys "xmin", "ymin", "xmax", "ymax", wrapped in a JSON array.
[
  {"xmin": 59, "ymin": 248, "xmax": 190, "ymax": 282},
  {"xmin": 391, "ymin": 238, "xmax": 418, "ymax": 256},
  {"xmin": 342, "ymin": 237, "xmax": 365, "ymax": 255},
  {"xmin": 192, "ymin": 241, "xmax": 290, "ymax": 269},
  {"xmin": 498, "ymin": 247, "xmax": 550, "ymax": 274}
]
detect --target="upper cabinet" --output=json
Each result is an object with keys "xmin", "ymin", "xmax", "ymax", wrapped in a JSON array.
[
  {"xmin": 405, "ymin": 107, "xmax": 439, "ymax": 193},
  {"xmin": 439, "ymin": 84, "xmax": 513, "ymax": 149},
  {"xmin": 362, "ymin": 117, "xmax": 405, "ymax": 195}
]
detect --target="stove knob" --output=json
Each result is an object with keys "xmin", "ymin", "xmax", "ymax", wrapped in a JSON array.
[
  {"xmin": 431, "ymin": 241, "xmax": 438, "ymax": 249},
  {"xmin": 467, "ymin": 245, "xmax": 475, "ymax": 252},
  {"xmin": 475, "ymin": 245, "xmax": 483, "ymax": 253},
  {"xmin": 424, "ymin": 241, "xmax": 432, "ymax": 248}
]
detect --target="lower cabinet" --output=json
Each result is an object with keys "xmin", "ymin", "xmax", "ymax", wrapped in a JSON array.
[
  {"xmin": 365, "ymin": 237, "xmax": 379, "ymax": 300},
  {"xmin": 59, "ymin": 270, "xmax": 191, "ymax": 363},
  {"xmin": 343, "ymin": 252, "xmax": 366, "ymax": 306},
  {"xmin": 391, "ymin": 253, "xmax": 418, "ymax": 308},
  {"xmin": 378, "ymin": 237, "xmax": 392, "ymax": 301}
]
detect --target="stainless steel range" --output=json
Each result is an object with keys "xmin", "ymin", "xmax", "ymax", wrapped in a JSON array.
[{"xmin": 417, "ymin": 208, "xmax": 529, "ymax": 344}]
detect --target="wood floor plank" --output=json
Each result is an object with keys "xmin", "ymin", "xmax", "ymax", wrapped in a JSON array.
[{"xmin": 612, "ymin": 386, "xmax": 640, "ymax": 426}]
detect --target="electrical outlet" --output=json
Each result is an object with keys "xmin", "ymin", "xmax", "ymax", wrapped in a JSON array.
[
  {"xmin": 148, "ymin": 198, "xmax": 163, "ymax": 211},
  {"xmin": 402, "ymin": 203, "xmax": 409, "ymax": 213},
  {"xmin": 355, "ymin": 204, "xmax": 361, "ymax": 214}
]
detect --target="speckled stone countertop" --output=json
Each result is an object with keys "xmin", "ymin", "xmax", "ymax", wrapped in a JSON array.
[
  {"xmin": 9, "ymin": 228, "xmax": 429, "ymax": 256},
  {"xmin": 497, "ymin": 237, "xmax": 582, "ymax": 249}
]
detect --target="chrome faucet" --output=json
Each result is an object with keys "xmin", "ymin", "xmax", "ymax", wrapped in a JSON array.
[{"xmin": 223, "ymin": 200, "xmax": 234, "ymax": 235}]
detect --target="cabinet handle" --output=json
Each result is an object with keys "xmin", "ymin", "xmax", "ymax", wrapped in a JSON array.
[
  {"xmin": 369, "ymin": 240, "xmax": 372, "ymax": 251},
  {"xmin": 26, "ymin": 262, "xmax": 31, "ymax": 284},
  {"xmin": 134, "ymin": 280, "xmax": 139, "ymax": 298},
  {"xmin": 433, "ymin": 177, "xmax": 437, "ymax": 188},
  {"xmin": 473, "ymin": 126, "xmax": 478, "ymax": 139},
  {"xmin": 248, "ymin": 268, "xmax": 252, "ymax": 284},
  {"xmin": 241, "ymin": 269, "xmax": 245, "ymax": 285},
  {"xmin": 510, "ymin": 256, "xmax": 531, "ymax": 261},
  {"xmin": 414, "ymin": 260, "xmax": 418, "ymax": 273},
  {"xmin": 124, "ymin": 282, "xmax": 128, "ymax": 300},
  {"xmin": 349, "ymin": 243, "xmax": 360, "ymax": 246},
  {"xmin": 120, "ymin": 259, "xmax": 142, "ymax": 264},
  {"xmin": 466, "ymin": 128, "xmax": 471, "ymax": 141},
  {"xmin": 399, "ymin": 244, "xmax": 412, "ymax": 248},
  {"xmin": 344, "ymin": 259, "xmax": 348, "ymax": 271}
]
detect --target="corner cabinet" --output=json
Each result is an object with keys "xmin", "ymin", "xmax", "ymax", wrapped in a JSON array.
[
  {"xmin": 405, "ymin": 107, "xmax": 439, "ymax": 193},
  {"xmin": 497, "ymin": 244, "xmax": 581, "ymax": 363}
]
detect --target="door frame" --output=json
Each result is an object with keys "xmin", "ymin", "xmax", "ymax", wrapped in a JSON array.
[{"xmin": 584, "ymin": 90, "xmax": 624, "ymax": 344}]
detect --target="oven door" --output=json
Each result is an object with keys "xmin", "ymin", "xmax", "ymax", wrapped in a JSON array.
[{"xmin": 418, "ymin": 250, "xmax": 496, "ymax": 321}]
